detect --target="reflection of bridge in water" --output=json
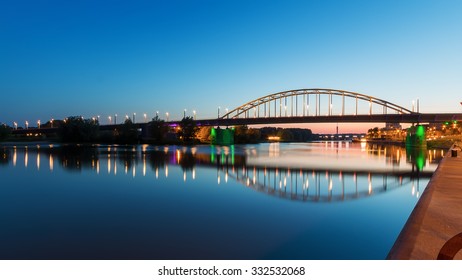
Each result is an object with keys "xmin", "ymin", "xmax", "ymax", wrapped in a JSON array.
[
  {"xmin": 217, "ymin": 162, "xmax": 429, "ymax": 203},
  {"xmin": 0, "ymin": 143, "xmax": 444, "ymax": 203}
]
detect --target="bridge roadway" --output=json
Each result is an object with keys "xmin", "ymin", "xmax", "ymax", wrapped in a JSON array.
[
  {"xmin": 388, "ymin": 143, "xmax": 462, "ymax": 259},
  {"xmin": 10, "ymin": 112, "xmax": 462, "ymax": 136},
  {"xmin": 198, "ymin": 113, "xmax": 462, "ymax": 126}
]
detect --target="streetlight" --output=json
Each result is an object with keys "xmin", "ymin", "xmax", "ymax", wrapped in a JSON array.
[
  {"xmin": 133, "ymin": 113, "xmax": 136, "ymax": 123},
  {"xmin": 166, "ymin": 112, "xmax": 169, "ymax": 122},
  {"xmin": 37, "ymin": 120, "xmax": 41, "ymax": 129},
  {"xmin": 108, "ymin": 116, "xmax": 112, "ymax": 124},
  {"xmin": 114, "ymin": 114, "xmax": 118, "ymax": 124},
  {"xmin": 183, "ymin": 109, "xmax": 187, "ymax": 119},
  {"xmin": 218, "ymin": 106, "xmax": 221, "ymax": 118},
  {"xmin": 143, "ymin": 113, "xmax": 147, "ymax": 123},
  {"xmin": 193, "ymin": 110, "xmax": 196, "ymax": 120},
  {"xmin": 50, "ymin": 118, "xmax": 54, "ymax": 128},
  {"xmin": 125, "ymin": 114, "xmax": 129, "ymax": 121},
  {"xmin": 156, "ymin": 111, "xmax": 159, "ymax": 118},
  {"xmin": 226, "ymin": 108, "xmax": 229, "ymax": 118},
  {"xmin": 13, "ymin": 122, "xmax": 17, "ymax": 130},
  {"xmin": 25, "ymin": 121, "xmax": 28, "ymax": 129}
]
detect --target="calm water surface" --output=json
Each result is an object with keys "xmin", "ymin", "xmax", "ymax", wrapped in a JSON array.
[{"xmin": 0, "ymin": 142, "xmax": 445, "ymax": 259}]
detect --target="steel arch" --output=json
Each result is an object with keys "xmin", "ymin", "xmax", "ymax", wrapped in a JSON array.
[{"xmin": 221, "ymin": 88, "xmax": 413, "ymax": 119}]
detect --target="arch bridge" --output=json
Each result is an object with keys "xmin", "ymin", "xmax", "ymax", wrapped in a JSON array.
[{"xmin": 198, "ymin": 88, "xmax": 462, "ymax": 126}]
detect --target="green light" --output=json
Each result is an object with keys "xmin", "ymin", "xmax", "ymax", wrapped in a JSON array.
[
  {"xmin": 210, "ymin": 145, "xmax": 215, "ymax": 163},
  {"xmin": 406, "ymin": 125, "xmax": 427, "ymax": 147},
  {"xmin": 416, "ymin": 125, "xmax": 425, "ymax": 138},
  {"xmin": 416, "ymin": 155, "xmax": 425, "ymax": 171},
  {"xmin": 231, "ymin": 145, "xmax": 235, "ymax": 165}
]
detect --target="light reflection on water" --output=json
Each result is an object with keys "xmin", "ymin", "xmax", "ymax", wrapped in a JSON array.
[{"xmin": 0, "ymin": 142, "xmax": 445, "ymax": 259}]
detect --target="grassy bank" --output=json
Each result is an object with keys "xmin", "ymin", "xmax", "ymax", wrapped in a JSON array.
[{"xmin": 427, "ymin": 136, "xmax": 462, "ymax": 149}]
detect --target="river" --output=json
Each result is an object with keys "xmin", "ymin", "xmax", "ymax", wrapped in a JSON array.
[{"xmin": 0, "ymin": 142, "xmax": 445, "ymax": 259}]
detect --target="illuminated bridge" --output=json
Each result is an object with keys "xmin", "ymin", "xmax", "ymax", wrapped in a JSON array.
[
  {"xmin": 10, "ymin": 88, "xmax": 462, "ymax": 137},
  {"xmin": 197, "ymin": 88, "xmax": 462, "ymax": 126}
]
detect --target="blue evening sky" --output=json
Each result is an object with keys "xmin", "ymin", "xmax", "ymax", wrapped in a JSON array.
[{"xmin": 1, "ymin": 0, "xmax": 462, "ymax": 132}]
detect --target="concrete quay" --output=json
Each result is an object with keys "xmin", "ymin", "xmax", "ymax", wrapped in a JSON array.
[{"xmin": 388, "ymin": 143, "xmax": 462, "ymax": 259}]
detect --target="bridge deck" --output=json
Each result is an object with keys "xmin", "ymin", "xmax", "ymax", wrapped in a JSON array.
[{"xmin": 388, "ymin": 143, "xmax": 462, "ymax": 259}]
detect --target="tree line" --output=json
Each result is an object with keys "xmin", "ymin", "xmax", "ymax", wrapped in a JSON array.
[{"xmin": 1, "ymin": 117, "xmax": 313, "ymax": 144}]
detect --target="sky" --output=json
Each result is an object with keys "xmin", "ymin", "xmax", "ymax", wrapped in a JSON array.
[{"xmin": 1, "ymin": 0, "xmax": 462, "ymax": 133}]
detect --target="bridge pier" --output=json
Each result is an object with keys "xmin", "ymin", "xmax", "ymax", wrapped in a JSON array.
[
  {"xmin": 211, "ymin": 127, "xmax": 234, "ymax": 145},
  {"xmin": 406, "ymin": 125, "xmax": 426, "ymax": 148}
]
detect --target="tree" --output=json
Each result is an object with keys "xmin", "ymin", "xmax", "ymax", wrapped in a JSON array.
[
  {"xmin": 197, "ymin": 126, "xmax": 212, "ymax": 143},
  {"xmin": 115, "ymin": 119, "xmax": 138, "ymax": 144},
  {"xmin": 277, "ymin": 129, "xmax": 293, "ymax": 141},
  {"xmin": 0, "ymin": 124, "xmax": 12, "ymax": 141},
  {"xmin": 59, "ymin": 116, "xmax": 99, "ymax": 143},
  {"xmin": 178, "ymin": 116, "xmax": 199, "ymax": 143},
  {"xmin": 148, "ymin": 116, "xmax": 168, "ymax": 143},
  {"xmin": 234, "ymin": 125, "xmax": 249, "ymax": 143},
  {"xmin": 367, "ymin": 127, "xmax": 380, "ymax": 138}
]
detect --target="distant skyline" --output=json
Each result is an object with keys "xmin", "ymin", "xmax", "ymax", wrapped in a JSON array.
[{"xmin": 2, "ymin": 0, "xmax": 462, "ymax": 133}]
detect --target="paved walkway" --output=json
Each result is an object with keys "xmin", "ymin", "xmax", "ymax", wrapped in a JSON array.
[{"xmin": 388, "ymin": 144, "xmax": 462, "ymax": 259}]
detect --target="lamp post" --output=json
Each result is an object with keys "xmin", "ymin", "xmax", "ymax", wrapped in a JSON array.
[
  {"xmin": 144, "ymin": 113, "xmax": 147, "ymax": 123},
  {"xmin": 166, "ymin": 112, "xmax": 169, "ymax": 122},
  {"xmin": 13, "ymin": 122, "xmax": 17, "ymax": 130},
  {"xmin": 183, "ymin": 109, "xmax": 187, "ymax": 119},
  {"xmin": 218, "ymin": 106, "xmax": 221, "ymax": 118},
  {"xmin": 156, "ymin": 111, "xmax": 159, "ymax": 118},
  {"xmin": 37, "ymin": 120, "xmax": 41, "ymax": 129},
  {"xmin": 114, "ymin": 114, "xmax": 117, "ymax": 124},
  {"xmin": 25, "ymin": 121, "xmax": 28, "ymax": 129},
  {"xmin": 226, "ymin": 108, "xmax": 229, "ymax": 118},
  {"xmin": 133, "ymin": 113, "xmax": 136, "ymax": 123},
  {"xmin": 193, "ymin": 110, "xmax": 196, "ymax": 120},
  {"xmin": 50, "ymin": 118, "xmax": 54, "ymax": 128},
  {"xmin": 108, "ymin": 116, "xmax": 112, "ymax": 124}
]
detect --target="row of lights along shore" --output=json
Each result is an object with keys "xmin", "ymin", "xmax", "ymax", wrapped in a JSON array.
[{"xmin": 11, "ymin": 108, "xmax": 229, "ymax": 129}]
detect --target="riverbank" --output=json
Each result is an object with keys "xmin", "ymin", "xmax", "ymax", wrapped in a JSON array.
[
  {"xmin": 364, "ymin": 138, "xmax": 457, "ymax": 149},
  {"xmin": 388, "ymin": 142, "xmax": 462, "ymax": 259},
  {"xmin": 427, "ymin": 137, "xmax": 462, "ymax": 149},
  {"xmin": 2, "ymin": 135, "xmax": 460, "ymax": 149}
]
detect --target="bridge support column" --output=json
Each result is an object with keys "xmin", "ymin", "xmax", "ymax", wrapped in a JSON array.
[
  {"xmin": 406, "ymin": 125, "xmax": 426, "ymax": 148},
  {"xmin": 211, "ymin": 127, "xmax": 235, "ymax": 145}
]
